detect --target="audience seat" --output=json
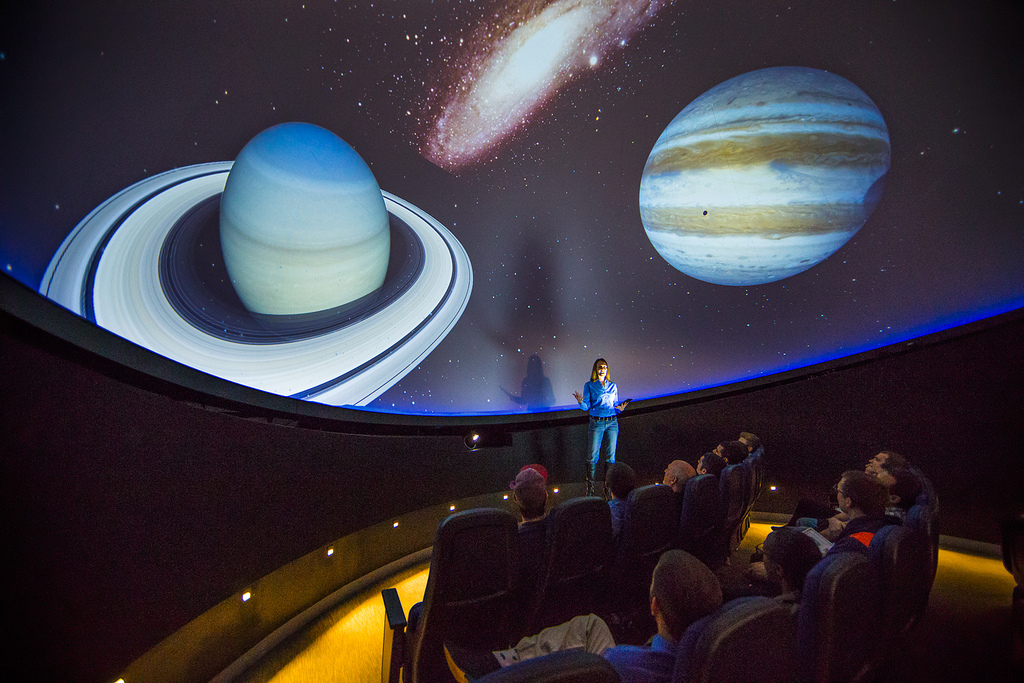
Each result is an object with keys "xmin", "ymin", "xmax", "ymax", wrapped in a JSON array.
[
  {"xmin": 737, "ymin": 459, "xmax": 757, "ymax": 538},
  {"xmin": 473, "ymin": 649, "xmax": 621, "ymax": 683},
  {"xmin": 677, "ymin": 474, "xmax": 724, "ymax": 568},
  {"xmin": 909, "ymin": 466, "xmax": 939, "ymax": 511},
  {"xmin": 905, "ymin": 502, "xmax": 939, "ymax": 588},
  {"xmin": 674, "ymin": 596, "xmax": 798, "ymax": 683},
  {"xmin": 382, "ymin": 455, "xmax": 945, "ymax": 683},
  {"xmin": 1003, "ymin": 514, "xmax": 1024, "ymax": 594},
  {"xmin": 798, "ymin": 550, "xmax": 881, "ymax": 683},
  {"xmin": 869, "ymin": 522, "xmax": 932, "ymax": 645},
  {"xmin": 529, "ymin": 497, "xmax": 614, "ymax": 633},
  {"xmin": 1001, "ymin": 514, "xmax": 1024, "ymax": 668},
  {"xmin": 718, "ymin": 464, "xmax": 750, "ymax": 556},
  {"xmin": 747, "ymin": 449, "xmax": 765, "ymax": 499},
  {"xmin": 402, "ymin": 508, "xmax": 521, "ymax": 683},
  {"xmin": 609, "ymin": 484, "xmax": 678, "ymax": 639},
  {"xmin": 739, "ymin": 459, "xmax": 757, "ymax": 514},
  {"xmin": 613, "ymin": 484, "xmax": 678, "ymax": 595}
]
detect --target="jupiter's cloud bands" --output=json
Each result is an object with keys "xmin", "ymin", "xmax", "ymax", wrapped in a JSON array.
[{"xmin": 639, "ymin": 66, "xmax": 890, "ymax": 285}]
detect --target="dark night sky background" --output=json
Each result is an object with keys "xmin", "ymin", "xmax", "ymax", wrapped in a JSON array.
[{"xmin": 1, "ymin": 0, "xmax": 1022, "ymax": 416}]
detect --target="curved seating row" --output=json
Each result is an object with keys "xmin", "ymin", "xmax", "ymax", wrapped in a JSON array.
[
  {"xmin": 471, "ymin": 504, "xmax": 941, "ymax": 683},
  {"xmin": 383, "ymin": 460, "xmax": 939, "ymax": 683},
  {"xmin": 680, "ymin": 451, "xmax": 763, "ymax": 568},
  {"xmin": 381, "ymin": 451, "xmax": 766, "ymax": 683}
]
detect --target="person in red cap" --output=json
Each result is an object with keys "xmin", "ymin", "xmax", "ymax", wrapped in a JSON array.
[
  {"xmin": 518, "ymin": 463, "xmax": 548, "ymax": 482},
  {"xmin": 511, "ymin": 467, "xmax": 550, "ymax": 598}
]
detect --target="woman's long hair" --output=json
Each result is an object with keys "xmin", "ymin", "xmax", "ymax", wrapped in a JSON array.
[{"xmin": 590, "ymin": 358, "xmax": 611, "ymax": 382}]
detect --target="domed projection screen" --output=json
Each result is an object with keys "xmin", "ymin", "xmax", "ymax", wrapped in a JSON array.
[{"xmin": 3, "ymin": 0, "xmax": 1023, "ymax": 416}]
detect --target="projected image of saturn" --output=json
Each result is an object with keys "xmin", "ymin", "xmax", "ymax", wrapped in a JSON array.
[{"xmin": 40, "ymin": 123, "xmax": 473, "ymax": 407}]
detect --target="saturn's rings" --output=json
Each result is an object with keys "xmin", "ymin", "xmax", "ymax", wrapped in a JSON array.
[{"xmin": 41, "ymin": 162, "xmax": 473, "ymax": 407}]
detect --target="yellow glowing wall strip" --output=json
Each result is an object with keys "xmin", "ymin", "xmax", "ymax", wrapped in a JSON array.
[
  {"xmin": 113, "ymin": 510, "xmax": 1016, "ymax": 683},
  {"xmin": 235, "ymin": 564, "xmax": 429, "ymax": 683},
  {"xmin": 114, "ymin": 484, "xmax": 580, "ymax": 683},
  {"xmin": 234, "ymin": 522, "xmax": 772, "ymax": 682}
]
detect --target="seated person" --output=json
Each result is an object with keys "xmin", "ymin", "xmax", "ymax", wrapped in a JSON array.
[
  {"xmin": 605, "ymin": 462, "xmax": 637, "ymax": 541},
  {"xmin": 739, "ymin": 431, "xmax": 763, "ymax": 457},
  {"xmin": 865, "ymin": 449, "xmax": 908, "ymax": 477},
  {"xmin": 663, "ymin": 459, "xmax": 696, "ymax": 517},
  {"xmin": 715, "ymin": 440, "xmax": 749, "ymax": 465},
  {"xmin": 511, "ymin": 466, "xmax": 550, "ymax": 591},
  {"xmin": 449, "ymin": 550, "xmax": 721, "ymax": 681},
  {"xmin": 663, "ymin": 459, "xmax": 696, "ymax": 494},
  {"xmin": 745, "ymin": 471, "xmax": 892, "ymax": 593},
  {"xmin": 825, "ymin": 470, "xmax": 895, "ymax": 555},
  {"xmin": 787, "ymin": 450, "xmax": 912, "ymax": 532},
  {"xmin": 744, "ymin": 526, "xmax": 823, "ymax": 610},
  {"xmin": 697, "ymin": 451, "xmax": 727, "ymax": 478},
  {"xmin": 876, "ymin": 465, "xmax": 923, "ymax": 520},
  {"xmin": 603, "ymin": 550, "xmax": 723, "ymax": 683}
]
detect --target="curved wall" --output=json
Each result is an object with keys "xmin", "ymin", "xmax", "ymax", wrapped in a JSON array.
[{"xmin": 2, "ymin": 293, "xmax": 1022, "ymax": 682}]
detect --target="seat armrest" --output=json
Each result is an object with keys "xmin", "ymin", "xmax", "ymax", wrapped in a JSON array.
[
  {"xmin": 381, "ymin": 588, "xmax": 407, "ymax": 683},
  {"xmin": 382, "ymin": 587, "xmax": 408, "ymax": 630}
]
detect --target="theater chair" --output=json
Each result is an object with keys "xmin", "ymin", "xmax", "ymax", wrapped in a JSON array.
[
  {"xmin": 673, "ymin": 596, "xmax": 798, "ymax": 683},
  {"xmin": 860, "ymin": 522, "xmax": 932, "ymax": 680},
  {"xmin": 909, "ymin": 468, "xmax": 941, "ymax": 578},
  {"xmin": 472, "ymin": 650, "xmax": 621, "ymax": 683},
  {"xmin": 797, "ymin": 551, "xmax": 882, "ymax": 683},
  {"xmin": 1001, "ymin": 514, "xmax": 1024, "ymax": 669},
  {"xmin": 718, "ymin": 464, "xmax": 750, "ymax": 557},
  {"xmin": 609, "ymin": 484, "xmax": 679, "ymax": 640},
  {"xmin": 677, "ymin": 474, "xmax": 724, "ymax": 568},
  {"xmin": 746, "ymin": 448, "xmax": 765, "ymax": 500},
  {"xmin": 870, "ymin": 523, "xmax": 932, "ymax": 639},
  {"xmin": 383, "ymin": 508, "xmax": 521, "ymax": 683},
  {"xmin": 905, "ymin": 502, "xmax": 939, "ymax": 591},
  {"xmin": 528, "ymin": 497, "xmax": 614, "ymax": 633},
  {"xmin": 740, "ymin": 458, "xmax": 757, "ymax": 515}
]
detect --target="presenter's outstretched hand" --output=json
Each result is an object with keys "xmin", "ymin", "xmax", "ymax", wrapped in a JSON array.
[{"xmin": 573, "ymin": 391, "xmax": 584, "ymax": 404}]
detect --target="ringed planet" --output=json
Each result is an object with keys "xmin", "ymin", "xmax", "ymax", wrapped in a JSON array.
[
  {"xmin": 219, "ymin": 123, "xmax": 392, "ymax": 316},
  {"xmin": 40, "ymin": 127, "xmax": 473, "ymax": 407}
]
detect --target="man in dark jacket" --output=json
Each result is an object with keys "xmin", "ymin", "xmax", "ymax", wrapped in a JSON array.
[{"xmin": 826, "ymin": 470, "xmax": 895, "ymax": 556}]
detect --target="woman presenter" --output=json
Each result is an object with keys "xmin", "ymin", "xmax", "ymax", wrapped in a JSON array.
[{"xmin": 573, "ymin": 358, "xmax": 630, "ymax": 495}]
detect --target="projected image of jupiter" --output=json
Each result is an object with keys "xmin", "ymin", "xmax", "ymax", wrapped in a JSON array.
[{"xmin": 639, "ymin": 66, "xmax": 890, "ymax": 286}]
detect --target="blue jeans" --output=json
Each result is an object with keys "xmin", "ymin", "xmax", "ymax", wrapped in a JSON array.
[{"xmin": 588, "ymin": 417, "xmax": 618, "ymax": 480}]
